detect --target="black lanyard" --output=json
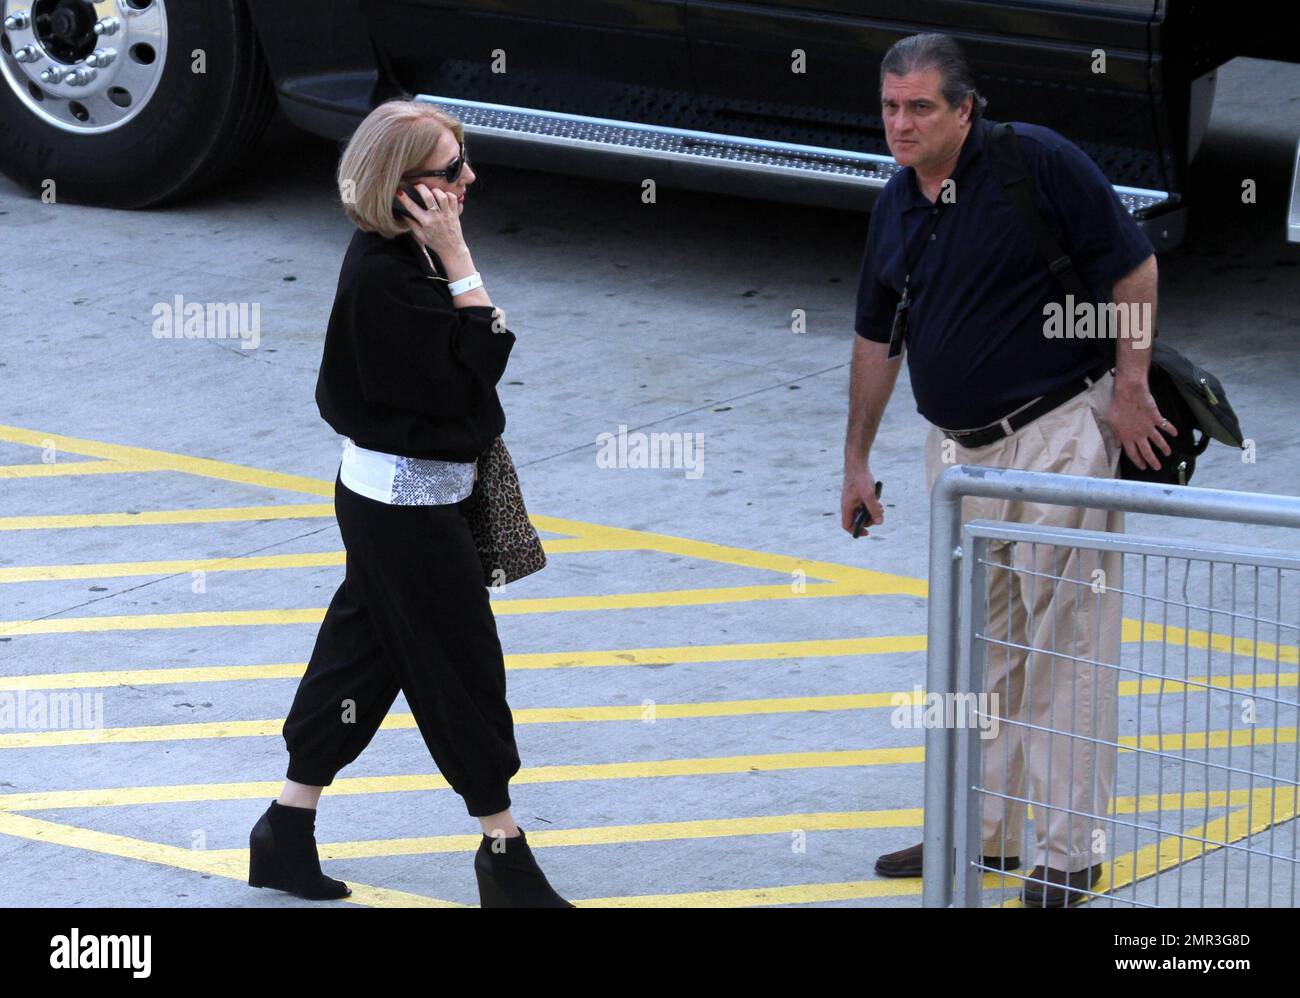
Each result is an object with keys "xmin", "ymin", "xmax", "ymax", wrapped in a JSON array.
[{"xmin": 887, "ymin": 202, "xmax": 947, "ymax": 358}]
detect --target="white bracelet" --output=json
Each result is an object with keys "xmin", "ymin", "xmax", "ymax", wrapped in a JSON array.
[{"xmin": 447, "ymin": 272, "xmax": 483, "ymax": 297}]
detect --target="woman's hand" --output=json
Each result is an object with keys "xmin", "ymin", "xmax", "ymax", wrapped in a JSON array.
[{"xmin": 397, "ymin": 184, "xmax": 468, "ymax": 259}]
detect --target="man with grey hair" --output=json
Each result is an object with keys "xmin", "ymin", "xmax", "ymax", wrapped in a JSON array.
[{"xmin": 842, "ymin": 32, "xmax": 1173, "ymax": 906}]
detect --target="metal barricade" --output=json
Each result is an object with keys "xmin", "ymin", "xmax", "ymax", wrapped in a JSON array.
[{"xmin": 922, "ymin": 466, "xmax": 1300, "ymax": 908}]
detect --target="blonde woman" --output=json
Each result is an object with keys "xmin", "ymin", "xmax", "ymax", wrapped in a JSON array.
[{"xmin": 247, "ymin": 100, "xmax": 571, "ymax": 908}]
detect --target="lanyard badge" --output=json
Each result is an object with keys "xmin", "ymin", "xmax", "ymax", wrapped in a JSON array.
[
  {"xmin": 888, "ymin": 203, "xmax": 946, "ymax": 359},
  {"xmin": 887, "ymin": 280, "xmax": 910, "ymax": 359}
]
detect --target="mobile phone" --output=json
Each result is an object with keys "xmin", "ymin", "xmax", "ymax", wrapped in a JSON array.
[
  {"xmin": 851, "ymin": 480, "xmax": 884, "ymax": 538},
  {"xmin": 392, "ymin": 183, "xmax": 427, "ymax": 221}
]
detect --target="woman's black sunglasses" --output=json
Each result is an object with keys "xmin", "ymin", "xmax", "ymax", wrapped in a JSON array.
[{"xmin": 403, "ymin": 144, "xmax": 469, "ymax": 184}]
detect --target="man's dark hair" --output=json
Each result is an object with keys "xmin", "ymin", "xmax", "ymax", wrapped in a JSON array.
[{"xmin": 879, "ymin": 33, "xmax": 989, "ymax": 121}]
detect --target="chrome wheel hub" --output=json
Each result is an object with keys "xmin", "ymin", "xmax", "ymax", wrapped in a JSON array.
[{"xmin": 0, "ymin": 0, "xmax": 167, "ymax": 133}]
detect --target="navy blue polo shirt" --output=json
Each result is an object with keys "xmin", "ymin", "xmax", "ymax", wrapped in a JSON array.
[{"xmin": 854, "ymin": 117, "xmax": 1154, "ymax": 430}]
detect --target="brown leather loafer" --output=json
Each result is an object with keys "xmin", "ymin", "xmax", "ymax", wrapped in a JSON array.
[
  {"xmin": 1021, "ymin": 864, "xmax": 1104, "ymax": 907},
  {"xmin": 874, "ymin": 841, "xmax": 1020, "ymax": 878}
]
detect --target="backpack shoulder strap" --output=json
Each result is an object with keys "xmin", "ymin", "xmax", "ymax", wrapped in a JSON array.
[{"xmin": 985, "ymin": 121, "xmax": 1092, "ymax": 304}]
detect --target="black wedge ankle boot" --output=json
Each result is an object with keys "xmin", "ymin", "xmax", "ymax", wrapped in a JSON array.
[
  {"xmin": 248, "ymin": 800, "xmax": 352, "ymax": 900},
  {"xmin": 474, "ymin": 828, "xmax": 575, "ymax": 908}
]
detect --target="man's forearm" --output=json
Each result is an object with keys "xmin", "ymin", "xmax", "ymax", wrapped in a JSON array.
[
  {"xmin": 844, "ymin": 335, "xmax": 901, "ymax": 473},
  {"xmin": 1111, "ymin": 255, "xmax": 1158, "ymax": 389}
]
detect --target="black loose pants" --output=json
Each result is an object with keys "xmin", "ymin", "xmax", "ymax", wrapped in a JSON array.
[{"xmin": 282, "ymin": 470, "xmax": 521, "ymax": 816}]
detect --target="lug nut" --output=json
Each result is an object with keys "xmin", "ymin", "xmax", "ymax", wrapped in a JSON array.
[
  {"xmin": 85, "ymin": 47, "xmax": 117, "ymax": 68},
  {"xmin": 13, "ymin": 45, "xmax": 40, "ymax": 63},
  {"xmin": 92, "ymin": 16, "xmax": 121, "ymax": 36},
  {"xmin": 64, "ymin": 66, "xmax": 96, "ymax": 85},
  {"xmin": 39, "ymin": 65, "xmax": 68, "ymax": 83},
  {"xmin": 4, "ymin": 11, "xmax": 31, "ymax": 31}
]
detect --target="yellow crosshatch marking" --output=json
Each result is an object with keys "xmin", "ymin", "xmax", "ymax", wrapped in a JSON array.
[
  {"xmin": 0, "ymin": 584, "xmax": 885, "ymax": 637},
  {"xmin": 0, "ymin": 459, "xmax": 156, "ymax": 479},
  {"xmin": 0, "ymin": 649, "xmax": 1293, "ymax": 693},
  {"xmin": 0, "ymin": 421, "xmax": 1295, "ymax": 908}
]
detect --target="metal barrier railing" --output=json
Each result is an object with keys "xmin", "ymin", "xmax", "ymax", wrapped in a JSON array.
[{"xmin": 923, "ymin": 466, "xmax": 1300, "ymax": 908}]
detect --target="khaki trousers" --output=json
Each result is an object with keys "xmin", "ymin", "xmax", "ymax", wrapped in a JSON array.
[{"xmin": 924, "ymin": 373, "xmax": 1124, "ymax": 872}]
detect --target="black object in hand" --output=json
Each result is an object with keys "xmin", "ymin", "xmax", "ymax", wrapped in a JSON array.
[
  {"xmin": 392, "ymin": 183, "xmax": 427, "ymax": 221},
  {"xmin": 851, "ymin": 480, "xmax": 884, "ymax": 538}
]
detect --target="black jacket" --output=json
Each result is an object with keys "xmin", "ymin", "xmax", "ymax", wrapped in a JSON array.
[{"xmin": 315, "ymin": 228, "xmax": 516, "ymax": 462}]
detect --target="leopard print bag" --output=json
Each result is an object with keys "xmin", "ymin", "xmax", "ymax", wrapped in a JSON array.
[{"xmin": 462, "ymin": 436, "xmax": 547, "ymax": 587}]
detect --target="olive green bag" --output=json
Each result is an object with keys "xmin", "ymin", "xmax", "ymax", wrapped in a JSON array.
[{"xmin": 987, "ymin": 121, "xmax": 1245, "ymax": 485}]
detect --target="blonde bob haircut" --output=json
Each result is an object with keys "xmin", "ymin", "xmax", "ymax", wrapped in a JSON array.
[{"xmin": 337, "ymin": 99, "xmax": 465, "ymax": 239}]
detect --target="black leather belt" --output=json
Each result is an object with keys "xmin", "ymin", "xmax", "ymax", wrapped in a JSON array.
[{"xmin": 940, "ymin": 361, "xmax": 1114, "ymax": 448}]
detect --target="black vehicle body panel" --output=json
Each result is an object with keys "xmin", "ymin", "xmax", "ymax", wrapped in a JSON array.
[{"xmin": 242, "ymin": 1, "xmax": 1284, "ymax": 216}]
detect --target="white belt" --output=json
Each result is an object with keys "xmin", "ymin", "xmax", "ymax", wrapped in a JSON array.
[{"xmin": 339, "ymin": 438, "xmax": 476, "ymax": 506}]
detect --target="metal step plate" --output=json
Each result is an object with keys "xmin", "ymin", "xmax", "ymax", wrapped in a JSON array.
[{"xmin": 415, "ymin": 93, "xmax": 1171, "ymax": 222}]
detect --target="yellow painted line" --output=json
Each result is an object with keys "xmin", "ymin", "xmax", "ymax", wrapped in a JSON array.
[
  {"xmin": 2, "ymin": 429, "xmax": 1291, "ymax": 693},
  {"xmin": 0, "ymin": 806, "xmax": 922, "ymax": 907},
  {"xmin": 2, "ymin": 661, "xmax": 1292, "ymax": 772},
  {"xmin": 1113, "ymin": 785, "xmax": 1299, "ymax": 815},
  {"xmin": 0, "ymin": 608, "xmax": 327, "ymax": 636},
  {"xmin": 0, "ymin": 792, "xmax": 1247, "ymax": 912},
  {"xmin": 0, "ymin": 504, "xmax": 335, "ymax": 531},
  {"xmin": 0, "ymin": 637, "xmax": 928, "ymax": 690},
  {"xmin": 0, "ymin": 424, "xmax": 926, "ymax": 593},
  {"xmin": 1, "ymin": 649, "xmax": 1291, "ymax": 701},
  {"xmin": 18, "ymin": 791, "xmax": 1236, "ymax": 877},
  {"xmin": 1000, "ymin": 784, "xmax": 1300, "ymax": 908},
  {"xmin": 196, "ymin": 809, "xmax": 924, "ymax": 864},
  {"xmin": 2, "ymin": 738, "xmax": 1281, "ymax": 816},
  {"xmin": 1121, "ymin": 671, "xmax": 1298, "ymax": 696},
  {"xmin": 13, "ymin": 598, "xmax": 1300, "ymax": 644},
  {"xmin": 489, "ymin": 582, "xmax": 876, "ymax": 612},
  {"xmin": 0, "ymin": 811, "xmax": 464, "ymax": 908},
  {"xmin": 1122, "ymin": 619, "xmax": 1299, "ymax": 665},
  {"xmin": 0, "ymin": 600, "xmax": 1288, "ymax": 651},
  {"xmin": 506, "ymin": 635, "xmax": 926, "ymax": 668},
  {"xmin": 0, "ymin": 423, "xmax": 335, "ymax": 498},
  {"xmin": 579, "ymin": 879, "xmax": 928, "ymax": 907},
  {"xmin": 531, "ymin": 513, "xmax": 928, "ymax": 594},
  {"xmin": 0, "ymin": 582, "xmax": 882, "ymax": 636},
  {"xmin": 507, "ymin": 641, "xmax": 1295, "ymax": 675},
  {"xmin": 5, "ymin": 786, "xmax": 1261, "ymax": 910},
  {"xmin": 0, "ymin": 692, "xmax": 920, "ymax": 749},
  {"xmin": 0, "ymin": 662, "xmax": 310, "ymax": 691},
  {"xmin": 1, "ymin": 791, "xmax": 1275, "ymax": 908},
  {"xmin": 203, "ymin": 790, "xmax": 1262, "ymax": 866},
  {"xmin": 0, "ymin": 749, "xmax": 915, "ymax": 812},
  {"xmin": 3, "ymin": 673, "xmax": 1292, "ymax": 766},
  {"xmin": 13, "ymin": 423, "xmax": 1295, "ymax": 665},
  {"xmin": 0, "ymin": 551, "xmax": 347, "ymax": 584},
  {"xmin": 0, "ymin": 807, "xmax": 923, "ymax": 908},
  {"xmin": 1127, "ymin": 785, "xmax": 1300, "ymax": 883},
  {"xmin": 1122, "ymin": 726, "xmax": 1295, "ymax": 753},
  {"xmin": 20, "ymin": 425, "xmax": 1296, "ymax": 663},
  {"xmin": 0, "ymin": 538, "xmax": 665, "ymax": 582},
  {"xmin": 0, "ymin": 460, "xmax": 154, "ymax": 479}
]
